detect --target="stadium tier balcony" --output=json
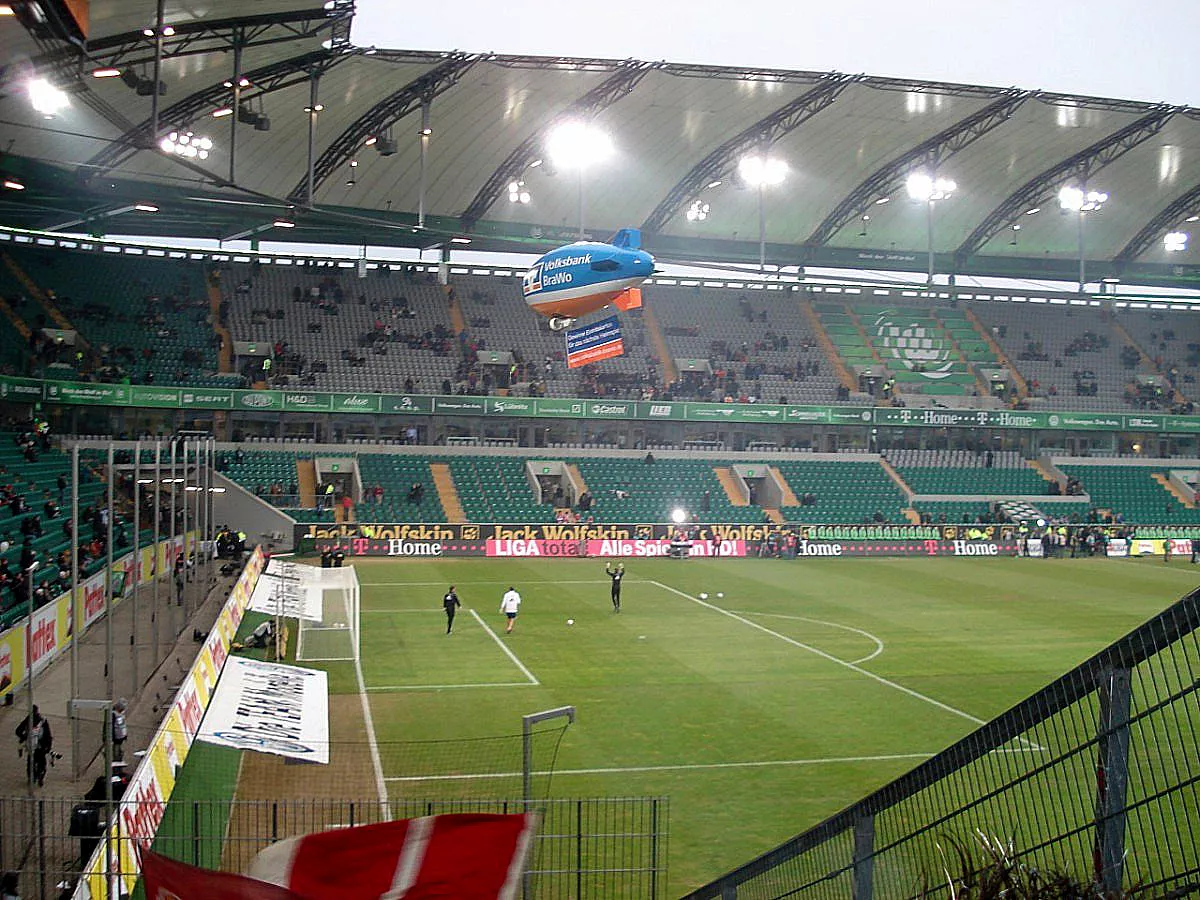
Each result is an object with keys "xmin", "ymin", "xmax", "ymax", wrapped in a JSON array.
[
  {"xmin": 223, "ymin": 263, "xmax": 459, "ymax": 394},
  {"xmin": 972, "ymin": 302, "xmax": 1148, "ymax": 411},
  {"xmin": 647, "ymin": 286, "xmax": 844, "ymax": 404},
  {"xmin": 4, "ymin": 245, "xmax": 227, "ymax": 386},
  {"xmin": 772, "ymin": 459, "xmax": 909, "ymax": 524},
  {"xmin": 885, "ymin": 448, "xmax": 1049, "ymax": 494},
  {"xmin": 1057, "ymin": 464, "xmax": 1200, "ymax": 524}
]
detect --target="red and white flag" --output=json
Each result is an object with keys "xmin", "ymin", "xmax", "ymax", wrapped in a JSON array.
[{"xmin": 142, "ymin": 813, "xmax": 537, "ymax": 900}]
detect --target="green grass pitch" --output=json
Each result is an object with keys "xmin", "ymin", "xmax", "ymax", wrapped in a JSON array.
[{"xmin": 306, "ymin": 555, "xmax": 1197, "ymax": 895}]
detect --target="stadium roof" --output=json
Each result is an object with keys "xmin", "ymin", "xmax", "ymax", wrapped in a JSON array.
[{"xmin": 1, "ymin": 0, "xmax": 1199, "ymax": 285}]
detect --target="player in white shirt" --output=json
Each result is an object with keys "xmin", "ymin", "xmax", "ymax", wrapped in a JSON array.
[{"xmin": 500, "ymin": 586, "xmax": 522, "ymax": 633}]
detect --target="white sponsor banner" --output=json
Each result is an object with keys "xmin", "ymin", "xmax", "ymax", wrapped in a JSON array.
[
  {"xmin": 1026, "ymin": 538, "xmax": 1044, "ymax": 558},
  {"xmin": 1134, "ymin": 540, "xmax": 1157, "ymax": 556},
  {"xmin": 1106, "ymin": 539, "xmax": 1129, "ymax": 558},
  {"xmin": 249, "ymin": 572, "xmax": 323, "ymax": 621},
  {"xmin": 266, "ymin": 559, "xmax": 321, "ymax": 582},
  {"xmin": 198, "ymin": 656, "xmax": 329, "ymax": 764}
]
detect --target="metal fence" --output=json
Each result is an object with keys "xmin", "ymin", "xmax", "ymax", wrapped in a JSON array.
[
  {"xmin": 0, "ymin": 795, "xmax": 667, "ymax": 900},
  {"xmin": 685, "ymin": 587, "xmax": 1200, "ymax": 900}
]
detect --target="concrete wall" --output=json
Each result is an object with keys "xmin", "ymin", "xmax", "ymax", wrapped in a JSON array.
[{"xmin": 211, "ymin": 472, "xmax": 296, "ymax": 552}]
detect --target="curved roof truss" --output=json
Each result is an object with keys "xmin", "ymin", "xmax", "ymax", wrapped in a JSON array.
[
  {"xmin": 806, "ymin": 89, "xmax": 1031, "ymax": 247},
  {"xmin": 460, "ymin": 60, "xmax": 656, "ymax": 228},
  {"xmin": 640, "ymin": 73, "xmax": 854, "ymax": 235},
  {"xmin": 1116, "ymin": 181, "xmax": 1200, "ymax": 262},
  {"xmin": 956, "ymin": 105, "xmax": 1178, "ymax": 259},
  {"xmin": 289, "ymin": 52, "xmax": 480, "ymax": 203}
]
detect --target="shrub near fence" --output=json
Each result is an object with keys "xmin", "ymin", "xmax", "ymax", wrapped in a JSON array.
[{"xmin": 683, "ymin": 588, "xmax": 1200, "ymax": 900}]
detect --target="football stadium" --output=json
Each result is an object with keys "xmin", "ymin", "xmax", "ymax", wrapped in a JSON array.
[{"xmin": 0, "ymin": 2, "xmax": 1198, "ymax": 898}]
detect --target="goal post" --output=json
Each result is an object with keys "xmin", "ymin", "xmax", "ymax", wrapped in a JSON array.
[{"xmin": 296, "ymin": 565, "xmax": 360, "ymax": 662}]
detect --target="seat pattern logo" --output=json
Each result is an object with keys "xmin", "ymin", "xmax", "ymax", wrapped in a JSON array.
[{"xmin": 874, "ymin": 310, "xmax": 954, "ymax": 379}]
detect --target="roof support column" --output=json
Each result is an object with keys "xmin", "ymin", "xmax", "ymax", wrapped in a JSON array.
[
  {"xmin": 305, "ymin": 72, "xmax": 321, "ymax": 207},
  {"xmin": 150, "ymin": 0, "xmax": 165, "ymax": 140},
  {"xmin": 418, "ymin": 98, "xmax": 431, "ymax": 228},
  {"xmin": 229, "ymin": 35, "xmax": 244, "ymax": 185}
]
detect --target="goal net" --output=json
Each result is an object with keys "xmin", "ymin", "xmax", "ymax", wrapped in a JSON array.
[{"xmin": 297, "ymin": 565, "xmax": 360, "ymax": 662}]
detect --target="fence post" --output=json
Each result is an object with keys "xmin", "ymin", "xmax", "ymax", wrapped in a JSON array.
[
  {"xmin": 1094, "ymin": 666, "xmax": 1132, "ymax": 894},
  {"xmin": 192, "ymin": 802, "xmax": 200, "ymax": 867},
  {"xmin": 576, "ymin": 799, "xmax": 583, "ymax": 900},
  {"xmin": 651, "ymin": 798, "xmax": 660, "ymax": 899},
  {"xmin": 37, "ymin": 798, "xmax": 46, "ymax": 900},
  {"xmin": 853, "ymin": 815, "xmax": 875, "ymax": 900}
]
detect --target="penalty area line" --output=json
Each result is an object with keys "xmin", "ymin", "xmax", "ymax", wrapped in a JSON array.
[
  {"xmin": 367, "ymin": 682, "xmax": 535, "ymax": 692},
  {"xmin": 469, "ymin": 608, "xmax": 539, "ymax": 685},
  {"xmin": 650, "ymin": 579, "xmax": 1045, "ymax": 751}
]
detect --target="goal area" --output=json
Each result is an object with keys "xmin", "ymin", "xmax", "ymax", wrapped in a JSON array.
[{"xmin": 296, "ymin": 565, "xmax": 360, "ymax": 662}]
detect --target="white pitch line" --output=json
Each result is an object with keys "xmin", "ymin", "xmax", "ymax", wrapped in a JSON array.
[
  {"xmin": 468, "ymin": 608, "xmax": 539, "ymax": 685},
  {"xmin": 361, "ymin": 580, "xmax": 613, "ymax": 587},
  {"xmin": 649, "ymin": 580, "xmax": 1030, "ymax": 742},
  {"xmin": 383, "ymin": 747, "xmax": 1046, "ymax": 782},
  {"xmin": 367, "ymin": 682, "xmax": 535, "ymax": 692},
  {"xmin": 354, "ymin": 647, "xmax": 391, "ymax": 819},
  {"xmin": 734, "ymin": 610, "xmax": 886, "ymax": 665}
]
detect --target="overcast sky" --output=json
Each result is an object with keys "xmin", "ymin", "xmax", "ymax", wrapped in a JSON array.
[{"xmin": 353, "ymin": 0, "xmax": 1198, "ymax": 106}]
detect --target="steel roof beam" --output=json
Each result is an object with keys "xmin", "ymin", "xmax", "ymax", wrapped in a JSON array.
[
  {"xmin": 288, "ymin": 53, "xmax": 480, "ymax": 204},
  {"xmin": 1115, "ymin": 181, "xmax": 1200, "ymax": 262},
  {"xmin": 956, "ymin": 105, "xmax": 1178, "ymax": 259},
  {"xmin": 82, "ymin": 50, "xmax": 353, "ymax": 176},
  {"xmin": 24, "ymin": 7, "xmax": 350, "ymax": 75},
  {"xmin": 459, "ymin": 61, "xmax": 655, "ymax": 228},
  {"xmin": 640, "ymin": 73, "xmax": 855, "ymax": 236},
  {"xmin": 806, "ymin": 90, "xmax": 1031, "ymax": 247}
]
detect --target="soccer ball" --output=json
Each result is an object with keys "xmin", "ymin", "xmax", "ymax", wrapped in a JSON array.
[
  {"xmin": 717, "ymin": 593, "xmax": 724, "ymax": 599},
  {"xmin": 699, "ymin": 592, "xmax": 709, "ymax": 600},
  {"xmin": 566, "ymin": 619, "xmax": 575, "ymax": 626}
]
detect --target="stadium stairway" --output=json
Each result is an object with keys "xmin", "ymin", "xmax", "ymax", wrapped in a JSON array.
[
  {"xmin": 1029, "ymin": 458, "xmax": 1065, "ymax": 489},
  {"xmin": 566, "ymin": 463, "xmax": 589, "ymax": 495},
  {"xmin": 964, "ymin": 306, "xmax": 1028, "ymax": 398},
  {"xmin": 430, "ymin": 462, "xmax": 467, "ymax": 523},
  {"xmin": 762, "ymin": 507, "xmax": 785, "ymax": 524},
  {"xmin": 902, "ymin": 507, "xmax": 922, "ymax": 524},
  {"xmin": 1152, "ymin": 472, "xmax": 1196, "ymax": 508},
  {"xmin": 769, "ymin": 466, "xmax": 800, "ymax": 506},
  {"xmin": 799, "ymin": 300, "xmax": 857, "ymax": 392},
  {"xmin": 932, "ymin": 310, "xmax": 992, "ymax": 397},
  {"xmin": 1111, "ymin": 319, "xmax": 1187, "ymax": 406},
  {"xmin": 641, "ymin": 305, "xmax": 677, "ymax": 385},
  {"xmin": 877, "ymin": 457, "xmax": 915, "ymax": 502},
  {"xmin": 297, "ymin": 458, "xmax": 317, "ymax": 508},
  {"xmin": 714, "ymin": 467, "xmax": 748, "ymax": 505},
  {"xmin": 846, "ymin": 305, "xmax": 888, "ymax": 366},
  {"xmin": 207, "ymin": 275, "xmax": 234, "ymax": 373},
  {"xmin": 0, "ymin": 292, "xmax": 31, "ymax": 341},
  {"xmin": 445, "ymin": 285, "xmax": 467, "ymax": 336}
]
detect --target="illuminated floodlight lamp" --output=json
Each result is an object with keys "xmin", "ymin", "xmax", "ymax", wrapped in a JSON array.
[
  {"xmin": 670, "ymin": 507, "xmax": 688, "ymax": 525},
  {"xmin": 906, "ymin": 171, "xmax": 955, "ymax": 202},
  {"xmin": 134, "ymin": 203, "xmax": 159, "ymax": 212},
  {"xmin": 28, "ymin": 78, "xmax": 68, "ymax": 118},
  {"xmin": 738, "ymin": 154, "xmax": 787, "ymax": 187},
  {"xmin": 507, "ymin": 180, "xmax": 530, "ymax": 204},
  {"xmin": 160, "ymin": 131, "xmax": 212, "ymax": 160},
  {"xmin": 92, "ymin": 68, "xmax": 122, "ymax": 79},
  {"xmin": 1058, "ymin": 185, "xmax": 1108, "ymax": 212},
  {"xmin": 685, "ymin": 199, "xmax": 710, "ymax": 222},
  {"xmin": 3, "ymin": 179, "xmax": 25, "ymax": 191},
  {"xmin": 450, "ymin": 237, "xmax": 472, "ymax": 244},
  {"xmin": 546, "ymin": 120, "xmax": 613, "ymax": 170},
  {"xmin": 1164, "ymin": 231, "xmax": 1189, "ymax": 253},
  {"xmin": 272, "ymin": 219, "xmax": 296, "ymax": 228}
]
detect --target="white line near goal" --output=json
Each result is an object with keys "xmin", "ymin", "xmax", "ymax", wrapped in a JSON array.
[{"xmin": 468, "ymin": 609, "xmax": 539, "ymax": 685}]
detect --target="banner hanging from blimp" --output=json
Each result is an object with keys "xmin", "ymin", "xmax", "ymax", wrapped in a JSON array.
[{"xmin": 566, "ymin": 315, "xmax": 625, "ymax": 368}]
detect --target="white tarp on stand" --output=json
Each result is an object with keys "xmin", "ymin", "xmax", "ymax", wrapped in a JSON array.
[
  {"xmin": 249, "ymin": 569, "xmax": 323, "ymax": 621},
  {"xmin": 197, "ymin": 657, "xmax": 330, "ymax": 764}
]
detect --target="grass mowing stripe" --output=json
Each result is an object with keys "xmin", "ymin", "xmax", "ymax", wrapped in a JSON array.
[
  {"xmin": 361, "ymin": 580, "xmax": 613, "ymax": 587},
  {"xmin": 366, "ymin": 682, "xmax": 536, "ymax": 692},
  {"xmin": 468, "ymin": 608, "xmax": 539, "ymax": 685},
  {"xmin": 650, "ymin": 579, "xmax": 1007, "ymax": 733}
]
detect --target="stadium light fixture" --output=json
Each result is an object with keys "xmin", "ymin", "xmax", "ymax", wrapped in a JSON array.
[
  {"xmin": 1025, "ymin": 207, "xmax": 1041, "ymax": 215},
  {"xmin": 670, "ymin": 508, "xmax": 687, "ymax": 525},
  {"xmin": 160, "ymin": 131, "xmax": 212, "ymax": 160},
  {"xmin": 507, "ymin": 180, "xmax": 530, "ymax": 204},
  {"xmin": 707, "ymin": 180, "xmax": 723, "ymax": 189},
  {"xmin": 875, "ymin": 196, "xmax": 890, "ymax": 205},
  {"xmin": 1058, "ymin": 185, "xmax": 1108, "ymax": 292},
  {"xmin": 546, "ymin": 121, "xmax": 613, "ymax": 170},
  {"xmin": 3, "ymin": 179, "xmax": 25, "ymax": 191},
  {"xmin": 450, "ymin": 237, "xmax": 471, "ymax": 244},
  {"xmin": 212, "ymin": 107, "xmax": 233, "ymax": 118},
  {"xmin": 905, "ymin": 171, "xmax": 955, "ymax": 202},
  {"xmin": 273, "ymin": 219, "xmax": 296, "ymax": 228},
  {"xmin": 134, "ymin": 203, "xmax": 159, "ymax": 212},
  {"xmin": 1186, "ymin": 215, "xmax": 1199, "ymax": 223},
  {"xmin": 1164, "ymin": 232, "xmax": 1189, "ymax": 253},
  {"xmin": 28, "ymin": 78, "xmax": 68, "ymax": 118},
  {"xmin": 686, "ymin": 199, "xmax": 710, "ymax": 222},
  {"xmin": 92, "ymin": 68, "xmax": 122, "ymax": 79},
  {"xmin": 0, "ymin": 5, "xmax": 15, "ymax": 14},
  {"xmin": 738, "ymin": 155, "xmax": 787, "ymax": 188}
]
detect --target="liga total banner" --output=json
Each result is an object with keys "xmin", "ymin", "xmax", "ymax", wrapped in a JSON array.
[
  {"xmin": 565, "ymin": 315, "xmax": 624, "ymax": 368},
  {"xmin": 197, "ymin": 657, "xmax": 330, "ymax": 764},
  {"xmin": 78, "ymin": 546, "xmax": 267, "ymax": 900}
]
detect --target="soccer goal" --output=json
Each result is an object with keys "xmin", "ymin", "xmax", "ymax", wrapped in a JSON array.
[{"xmin": 296, "ymin": 565, "xmax": 360, "ymax": 662}]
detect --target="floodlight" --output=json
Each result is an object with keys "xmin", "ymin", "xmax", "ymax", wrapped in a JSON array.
[
  {"xmin": 273, "ymin": 219, "xmax": 296, "ymax": 228},
  {"xmin": 686, "ymin": 199, "xmax": 710, "ymax": 222},
  {"xmin": 738, "ymin": 155, "xmax": 787, "ymax": 187},
  {"xmin": 92, "ymin": 68, "xmax": 122, "ymax": 79},
  {"xmin": 670, "ymin": 508, "xmax": 687, "ymax": 524},
  {"xmin": 3, "ymin": 179, "xmax": 25, "ymax": 191},
  {"xmin": 28, "ymin": 78, "xmax": 68, "ymax": 118},
  {"xmin": 134, "ymin": 203, "xmax": 159, "ymax": 212},
  {"xmin": 1058, "ymin": 186, "xmax": 1083, "ymax": 211},
  {"xmin": 1164, "ymin": 232, "xmax": 1189, "ymax": 253},
  {"xmin": 546, "ymin": 120, "xmax": 613, "ymax": 170},
  {"xmin": 212, "ymin": 107, "xmax": 233, "ymax": 118},
  {"xmin": 906, "ymin": 171, "xmax": 955, "ymax": 202}
]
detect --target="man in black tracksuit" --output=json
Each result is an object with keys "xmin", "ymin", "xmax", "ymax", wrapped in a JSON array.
[
  {"xmin": 443, "ymin": 585, "xmax": 461, "ymax": 634},
  {"xmin": 605, "ymin": 562, "xmax": 625, "ymax": 612}
]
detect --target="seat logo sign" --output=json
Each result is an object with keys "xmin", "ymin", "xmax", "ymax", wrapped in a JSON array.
[{"xmin": 874, "ymin": 310, "xmax": 954, "ymax": 379}]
